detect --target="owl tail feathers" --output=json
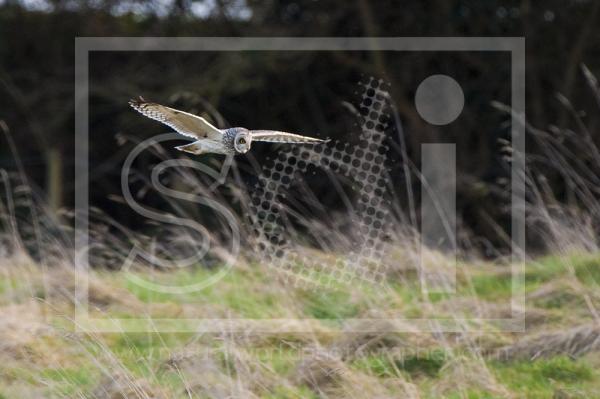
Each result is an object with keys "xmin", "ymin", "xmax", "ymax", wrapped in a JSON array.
[{"xmin": 175, "ymin": 142, "xmax": 204, "ymax": 154}]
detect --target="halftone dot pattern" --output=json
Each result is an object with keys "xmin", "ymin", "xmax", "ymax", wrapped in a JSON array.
[{"xmin": 249, "ymin": 77, "xmax": 392, "ymax": 288}]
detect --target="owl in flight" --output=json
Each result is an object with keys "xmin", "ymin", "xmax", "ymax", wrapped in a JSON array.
[{"xmin": 129, "ymin": 98, "xmax": 327, "ymax": 155}]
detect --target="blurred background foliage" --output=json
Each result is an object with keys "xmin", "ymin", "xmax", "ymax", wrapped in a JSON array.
[{"xmin": 0, "ymin": 0, "xmax": 599, "ymax": 256}]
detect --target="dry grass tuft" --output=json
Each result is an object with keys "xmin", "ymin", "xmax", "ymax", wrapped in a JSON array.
[
  {"xmin": 0, "ymin": 301, "xmax": 53, "ymax": 362},
  {"xmin": 46, "ymin": 266, "xmax": 143, "ymax": 311},
  {"xmin": 294, "ymin": 349, "xmax": 349, "ymax": 392},
  {"xmin": 92, "ymin": 372, "xmax": 167, "ymax": 399},
  {"xmin": 161, "ymin": 344, "xmax": 270, "ymax": 398},
  {"xmin": 527, "ymin": 280, "xmax": 587, "ymax": 311},
  {"xmin": 434, "ymin": 355, "xmax": 512, "ymax": 398},
  {"xmin": 330, "ymin": 319, "xmax": 406, "ymax": 360},
  {"xmin": 328, "ymin": 373, "xmax": 421, "ymax": 399},
  {"xmin": 294, "ymin": 347, "xmax": 420, "ymax": 398},
  {"xmin": 493, "ymin": 323, "xmax": 600, "ymax": 361}
]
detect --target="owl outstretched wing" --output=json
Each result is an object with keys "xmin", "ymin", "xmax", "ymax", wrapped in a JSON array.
[
  {"xmin": 250, "ymin": 130, "xmax": 328, "ymax": 144},
  {"xmin": 129, "ymin": 97, "xmax": 223, "ymax": 140}
]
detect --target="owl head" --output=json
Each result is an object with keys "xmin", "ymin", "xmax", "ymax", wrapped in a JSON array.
[{"xmin": 233, "ymin": 129, "xmax": 252, "ymax": 154}]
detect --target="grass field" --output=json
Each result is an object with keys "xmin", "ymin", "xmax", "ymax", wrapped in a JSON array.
[{"xmin": 1, "ymin": 249, "xmax": 600, "ymax": 398}]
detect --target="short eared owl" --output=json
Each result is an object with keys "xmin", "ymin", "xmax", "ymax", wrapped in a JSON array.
[{"xmin": 129, "ymin": 98, "xmax": 327, "ymax": 155}]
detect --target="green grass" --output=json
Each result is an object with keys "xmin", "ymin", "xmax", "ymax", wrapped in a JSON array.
[
  {"xmin": 122, "ymin": 266, "xmax": 292, "ymax": 318},
  {"xmin": 535, "ymin": 357, "xmax": 593, "ymax": 382},
  {"xmin": 466, "ymin": 253, "xmax": 600, "ymax": 302},
  {"xmin": 492, "ymin": 356, "xmax": 595, "ymax": 397},
  {"xmin": 573, "ymin": 257, "xmax": 600, "ymax": 285},
  {"xmin": 352, "ymin": 355, "xmax": 402, "ymax": 378},
  {"xmin": 3, "ymin": 252, "xmax": 600, "ymax": 398},
  {"xmin": 263, "ymin": 385, "xmax": 319, "ymax": 399},
  {"xmin": 351, "ymin": 349, "xmax": 449, "ymax": 379},
  {"xmin": 0, "ymin": 272, "xmax": 29, "ymax": 305},
  {"xmin": 300, "ymin": 288, "xmax": 363, "ymax": 319},
  {"xmin": 40, "ymin": 368, "xmax": 95, "ymax": 396},
  {"xmin": 443, "ymin": 390, "xmax": 502, "ymax": 399},
  {"xmin": 532, "ymin": 253, "xmax": 600, "ymax": 285},
  {"xmin": 469, "ymin": 273, "xmax": 514, "ymax": 300},
  {"xmin": 397, "ymin": 349, "xmax": 448, "ymax": 377}
]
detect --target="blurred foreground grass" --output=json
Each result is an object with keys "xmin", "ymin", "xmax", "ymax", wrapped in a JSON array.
[{"xmin": 1, "ymin": 251, "xmax": 600, "ymax": 398}]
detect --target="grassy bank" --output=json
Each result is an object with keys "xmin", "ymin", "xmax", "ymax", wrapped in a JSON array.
[{"xmin": 1, "ymin": 251, "xmax": 600, "ymax": 398}]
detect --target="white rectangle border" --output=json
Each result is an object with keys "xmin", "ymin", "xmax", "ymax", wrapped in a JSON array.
[{"xmin": 75, "ymin": 37, "xmax": 525, "ymax": 333}]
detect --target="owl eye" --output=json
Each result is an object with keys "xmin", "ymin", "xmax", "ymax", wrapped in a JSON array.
[{"xmin": 239, "ymin": 138, "xmax": 246, "ymax": 144}]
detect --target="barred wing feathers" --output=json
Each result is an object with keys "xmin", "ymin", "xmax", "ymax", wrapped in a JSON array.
[
  {"xmin": 129, "ymin": 98, "xmax": 222, "ymax": 140},
  {"xmin": 250, "ymin": 130, "xmax": 327, "ymax": 144}
]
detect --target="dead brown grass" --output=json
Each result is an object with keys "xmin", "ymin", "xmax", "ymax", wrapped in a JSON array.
[
  {"xmin": 493, "ymin": 323, "xmax": 600, "ymax": 361},
  {"xmin": 434, "ymin": 355, "xmax": 512, "ymax": 398},
  {"xmin": 92, "ymin": 372, "xmax": 167, "ymax": 399}
]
